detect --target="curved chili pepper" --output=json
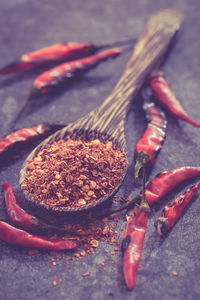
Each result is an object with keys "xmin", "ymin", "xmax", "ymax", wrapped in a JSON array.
[
  {"xmin": 0, "ymin": 39, "xmax": 134, "ymax": 75},
  {"xmin": 149, "ymin": 70, "xmax": 200, "ymax": 128},
  {"xmin": 33, "ymin": 48, "xmax": 122, "ymax": 93},
  {"xmin": 2, "ymin": 182, "xmax": 72, "ymax": 232},
  {"xmin": 110, "ymin": 166, "xmax": 200, "ymax": 214},
  {"xmin": 154, "ymin": 181, "xmax": 200, "ymax": 235},
  {"xmin": 0, "ymin": 220, "xmax": 77, "ymax": 250},
  {"xmin": 134, "ymin": 91, "xmax": 167, "ymax": 179},
  {"xmin": 0, "ymin": 123, "xmax": 64, "ymax": 157},
  {"xmin": 144, "ymin": 166, "xmax": 200, "ymax": 205},
  {"xmin": 121, "ymin": 205, "xmax": 148, "ymax": 290},
  {"xmin": 0, "ymin": 42, "xmax": 95, "ymax": 75},
  {"xmin": 12, "ymin": 48, "xmax": 122, "ymax": 127}
]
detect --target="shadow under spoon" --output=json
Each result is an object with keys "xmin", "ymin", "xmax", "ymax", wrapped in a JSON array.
[{"xmin": 19, "ymin": 9, "xmax": 184, "ymax": 213}]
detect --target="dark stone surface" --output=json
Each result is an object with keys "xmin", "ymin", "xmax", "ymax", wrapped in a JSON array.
[{"xmin": 0, "ymin": 1, "xmax": 200, "ymax": 299}]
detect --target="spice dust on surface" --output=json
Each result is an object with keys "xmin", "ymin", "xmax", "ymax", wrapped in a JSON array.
[
  {"xmin": 23, "ymin": 138, "xmax": 127, "ymax": 209},
  {"xmin": 44, "ymin": 211, "xmax": 122, "ymax": 269},
  {"xmin": 63, "ymin": 213, "xmax": 119, "ymax": 256}
]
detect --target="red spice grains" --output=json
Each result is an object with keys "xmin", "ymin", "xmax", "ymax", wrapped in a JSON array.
[
  {"xmin": 63, "ymin": 214, "xmax": 118, "ymax": 256},
  {"xmin": 52, "ymin": 276, "xmax": 58, "ymax": 286},
  {"xmin": 82, "ymin": 272, "xmax": 90, "ymax": 277},
  {"xmin": 23, "ymin": 138, "xmax": 127, "ymax": 209}
]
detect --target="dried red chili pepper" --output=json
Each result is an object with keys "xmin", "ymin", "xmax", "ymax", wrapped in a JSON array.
[
  {"xmin": 0, "ymin": 220, "xmax": 77, "ymax": 250},
  {"xmin": 2, "ymin": 182, "xmax": 75, "ymax": 233},
  {"xmin": 149, "ymin": 70, "xmax": 200, "ymax": 128},
  {"xmin": 32, "ymin": 48, "xmax": 122, "ymax": 94},
  {"xmin": 144, "ymin": 166, "xmax": 200, "ymax": 205},
  {"xmin": 134, "ymin": 90, "xmax": 167, "ymax": 179},
  {"xmin": 12, "ymin": 48, "xmax": 122, "ymax": 126},
  {"xmin": 154, "ymin": 182, "xmax": 200, "ymax": 235},
  {"xmin": 121, "ymin": 205, "xmax": 148, "ymax": 290},
  {"xmin": 0, "ymin": 123, "xmax": 64, "ymax": 157},
  {"xmin": 0, "ymin": 42, "xmax": 95, "ymax": 75},
  {"xmin": 111, "ymin": 166, "xmax": 200, "ymax": 214},
  {"xmin": 0, "ymin": 39, "xmax": 133, "ymax": 75}
]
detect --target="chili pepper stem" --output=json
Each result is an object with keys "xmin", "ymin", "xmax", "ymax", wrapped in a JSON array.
[
  {"xmin": 134, "ymin": 160, "xmax": 143, "ymax": 180},
  {"xmin": 134, "ymin": 151, "xmax": 150, "ymax": 179},
  {"xmin": 140, "ymin": 200, "xmax": 150, "ymax": 213},
  {"xmin": 154, "ymin": 217, "xmax": 168, "ymax": 236},
  {"xmin": 10, "ymin": 87, "xmax": 41, "ymax": 129},
  {"xmin": 139, "ymin": 163, "xmax": 150, "ymax": 212},
  {"xmin": 104, "ymin": 195, "xmax": 141, "ymax": 216},
  {"xmin": 97, "ymin": 38, "xmax": 136, "ymax": 50}
]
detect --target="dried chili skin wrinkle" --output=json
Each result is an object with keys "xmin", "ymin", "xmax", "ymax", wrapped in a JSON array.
[
  {"xmin": 149, "ymin": 71, "xmax": 200, "ymax": 128},
  {"xmin": 12, "ymin": 48, "xmax": 122, "ymax": 127},
  {"xmin": 0, "ymin": 38, "xmax": 134, "ymax": 75},
  {"xmin": 134, "ymin": 93, "xmax": 167, "ymax": 179},
  {"xmin": 144, "ymin": 166, "xmax": 200, "ymax": 205},
  {"xmin": 0, "ymin": 123, "xmax": 63, "ymax": 157},
  {"xmin": 0, "ymin": 42, "xmax": 99, "ymax": 75},
  {"xmin": 0, "ymin": 221, "xmax": 77, "ymax": 250},
  {"xmin": 122, "ymin": 205, "xmax": 148, "ymax": 290},
  {"xmin": 32, "ymin": 48, "xmax": 122, "ymax": 95},
  {"xmin": 2, "ymin": 182, "xmax": 69, "ymax": 232},
  {"xmin": 154, "ymin": 182, "xmax": 200, "ymax": 235}
]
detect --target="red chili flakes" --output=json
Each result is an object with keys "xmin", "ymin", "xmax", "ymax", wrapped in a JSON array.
[
  {"xmin": 82, "ymin": 272, "xmax": 90, "ymax": 277},
  {"xmin": 50, "ymin": 256, "xmax": 59, "ymax": 266},
  {"xmin": 79, "ymin": 249, "xmax": 86, "ymax": 257},
  {"xmin": 113, "ymin": 247, "xmax": 120, "ymax": 252},
  {"xmin": 73, "ymin": 219, "xmax": 115, "ymax": 254},
  {"xmin": 52, "ymin": 276, "xmax": 58, "ymax": 286},
  {"xmin": 102, "ymin": 226, "xmax": 109, "ymax": 235},
  {"xmin": 27, "ymin": 249, "xmax": 39, "ymax": 255},
  {"xmin": 90, "ymin": 240, "xmax": 99, "ymax": 247},
  {"xmin": 97, "ymin": 262, "xmax": 105, "ymax": 269},
  {"xmin": 23, "ymin": 138, "xmax": 127, "ymax": 210},
  {"xmin": 54, "ymin": 214, "xmax": 118, "ymax": 259},
  {"xmin": 74, "ymin": 253, "xmax": 81, "ymax": 259},
  {"xmin": 112, "ymin": 215, "xmax": 119, "ymax": 222},
  {"xmin": 172, "ymin": 271, "xmax": 178, "ymax": 276}
]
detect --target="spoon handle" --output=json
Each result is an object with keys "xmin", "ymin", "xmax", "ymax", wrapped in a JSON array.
[{"xmin": 79, "ymin": 9, "xmax": 184, "ymax": 145}]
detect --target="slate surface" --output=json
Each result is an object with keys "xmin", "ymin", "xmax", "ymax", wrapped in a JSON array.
[{"xmin": 0, "ymin": 1, "xmax": 200, "ymax": 299}]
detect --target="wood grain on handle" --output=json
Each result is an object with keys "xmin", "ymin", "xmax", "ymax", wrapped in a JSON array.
[{"xmin": 81, "ymin": 9, "xmax": 184, "ymax": 142}]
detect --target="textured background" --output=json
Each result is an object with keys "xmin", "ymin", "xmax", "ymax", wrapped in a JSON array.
[{"xmin": 0, "ymin": 1, "xmax": 200, "ymax": 299}]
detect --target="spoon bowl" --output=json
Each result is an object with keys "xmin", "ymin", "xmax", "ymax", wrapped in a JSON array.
[{"xmin": 19, "ymin": 9, "xmax": 184, "ymax": 213}]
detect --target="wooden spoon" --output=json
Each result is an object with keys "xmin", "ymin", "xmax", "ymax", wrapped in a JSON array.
[{"xmin": 19, "ymin": 9, "xmax": 184, "ymax": 213}]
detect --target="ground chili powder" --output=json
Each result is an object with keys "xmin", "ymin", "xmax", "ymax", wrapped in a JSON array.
[
  {"xmin": 23, "ymin": 138, "xmax": 127, "ymax": 209},
  {"xmin": 47, "ymin": 213, "xmax": 121, "ymax": 261},
  {"xmin": 63, "ymin": 214, "xmax": 118, "ymax": 255}
]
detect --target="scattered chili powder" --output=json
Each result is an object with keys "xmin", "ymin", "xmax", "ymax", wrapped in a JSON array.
[
  {"xmin": 23, "ymin": 138, "xmax": 127, "ymax": 209},
  {"xmin": 62, "ymin": 213, "xmax": 118, "ymax": 256}
]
